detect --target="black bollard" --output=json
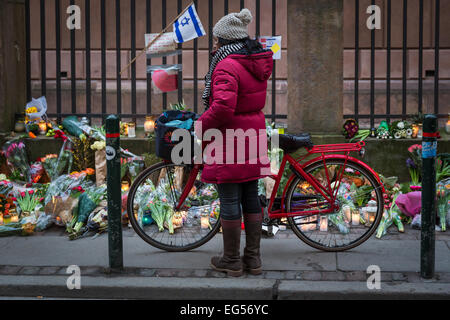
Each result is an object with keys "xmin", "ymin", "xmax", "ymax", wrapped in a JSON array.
[
  {"xmin": 106, "ymin": 115, "xmax": 124, "ymax": 271},
  {"xmin": 420, "ymin": 114, "xmax": 438, "ymax": 279}
]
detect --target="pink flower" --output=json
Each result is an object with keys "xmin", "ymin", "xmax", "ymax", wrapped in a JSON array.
[
  {"xmin": 12, "ymin": 197, "xmax": 17, "ymax": 202},
  {"xmin": 408, "ymin": 144, "xmax": 422, "ymax": 153},
  {"xmin": 39, "ymin": 197, "xmax": 44, "ymax": 202},
  {"xmin": 28, "ymin": 190, "xmax": 34, "ymax": 195},
  {"xmin": 20, "ymin": 192, "xmax": 25, "ymax": 197}
]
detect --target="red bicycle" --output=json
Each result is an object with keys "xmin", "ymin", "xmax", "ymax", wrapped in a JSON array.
[{"xmin": 127, "ymin": 133, "xmax": 385, "ymax": 252}]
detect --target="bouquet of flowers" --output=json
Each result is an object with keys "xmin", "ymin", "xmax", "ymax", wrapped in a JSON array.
[
  {"xmin": 1, "ymin": 140, "xmax": 31, "ymax": 182},
  {"xmin": 72, "ymin": 185, "xmax": 107, "ymax": 234},
  {"xmin": 14, "ymin": 190, "xmax": 43, "ymax": 217},
  {"xmin": 390, "ymin": 121, "xmax": 413, "ymax": 139},
  {"xmin": 0, "ymin": 180, "xmax": 12, "ymax": 196},
  {"xmin": 406, "ymin": 144, "xmax": 422, "ymax": 186},
  {"xmin": 437, "ymin": 179, "xmax": 449, "ymax": 232},
  {"xmin": 342, "ymin": 120, "xmax": 359, "ymax": 140},
  {"xmin": 44, "ymin": 173, "xmax": 93, "ymax": 205}
]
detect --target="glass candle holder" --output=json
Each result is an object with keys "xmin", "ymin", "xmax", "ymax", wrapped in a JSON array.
[
  {"xmin": 10, "ymin": 212, "xmax": 19, "ymax": 223},
  {"xmin": 38, "ymin": 121, "xmax": 48, "ymax": 135},
  {"xmin": 343, "ymin": 205, "xmax": 352, "ymax": 223},
  {"xmin": 144, "ymin": 116, "xmax": 155, "ymax": 134},
  {"xmin": 0, "ymin": 213, "xmax": 3, "ymax": 225},
  {"xmin": 121, "ymin": 181, "xmax": 130, "ymax": 192},
  {"xmin": 319, "ymin": 216, "xmax": 328, "ymax": 232},
  {"xmin": 127, "ymin": 123, "xmax": 136, "ymax": 138},
  {"xmin": 351, "ymin": 209, "xmax": 360, "ymax": 226}
]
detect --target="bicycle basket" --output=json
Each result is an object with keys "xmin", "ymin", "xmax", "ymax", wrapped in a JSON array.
[{"xmin": 155, "ymin": 110, "xmax": 197, "ymax": 161}]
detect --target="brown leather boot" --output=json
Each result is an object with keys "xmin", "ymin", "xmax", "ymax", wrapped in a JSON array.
[
  {"xmin": 242, "ymin": 213, "xmax": 263, "ymax": 275},
  {"xmin": 210, "ymin": 218, "xmax": 243, "ymax": 277}
]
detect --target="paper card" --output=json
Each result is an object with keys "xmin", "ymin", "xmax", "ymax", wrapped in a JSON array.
[
  {"xmin": 258, "ymin": 36, "xmax": 282, "ymax": 60},
  {"xmin": 145, "ymin": 33, "xmax": 177, "ymax": 55}
]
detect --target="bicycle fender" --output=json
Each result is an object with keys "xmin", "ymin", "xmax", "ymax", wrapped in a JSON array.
[{"xmin": 301, "ymin": 155, "xmax": 386, "ymax": 193}]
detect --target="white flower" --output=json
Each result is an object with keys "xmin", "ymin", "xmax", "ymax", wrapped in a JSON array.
[
  {"xmin": 397, "ymin": 122, "xmax": 405, "ymax": 129},
  {"xmin": 394, "ymin": 132, "xmax": 402, "ymax": 139},
  {"xmin": 406, "ymin": 128, "xmax": 413, "ymax": 136}
]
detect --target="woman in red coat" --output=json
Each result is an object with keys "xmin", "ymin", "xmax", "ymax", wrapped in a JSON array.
[{"xmin": 195, "ymin": 8, "xmax": 273, "ymax": 277}]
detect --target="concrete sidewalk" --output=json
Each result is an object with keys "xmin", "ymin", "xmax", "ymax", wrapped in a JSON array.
[{"xmin": 0, "ymin": 226, "xmax": 449, "ymax": 299}]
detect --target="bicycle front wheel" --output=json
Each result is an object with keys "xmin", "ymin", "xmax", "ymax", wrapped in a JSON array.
[
  {"xmin": 286, "ymin": 159, "xmax": 384, "ymax": 252},
  {"xmin": 127, "ymin": 162, "xmax": 221, "ymax": 252}
]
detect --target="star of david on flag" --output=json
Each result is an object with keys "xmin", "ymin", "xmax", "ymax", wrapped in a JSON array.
[{"xmin": 173, "ymin": 4, "xmax": 206, "ymax": 43}]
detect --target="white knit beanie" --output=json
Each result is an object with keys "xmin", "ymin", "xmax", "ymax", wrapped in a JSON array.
[{"xmin": 213, "ymin": 8, "xmax": 253, "ymax": 41}]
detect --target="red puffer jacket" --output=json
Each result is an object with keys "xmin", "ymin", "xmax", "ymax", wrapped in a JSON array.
[{"xmin": 195, "ymin": 49, "xmax": 273, "ymax": 184}]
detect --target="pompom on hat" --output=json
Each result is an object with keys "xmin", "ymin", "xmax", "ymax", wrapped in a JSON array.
[{"xmin": 213, "ymin": 8, "xmax": 253, "ymax": 41}]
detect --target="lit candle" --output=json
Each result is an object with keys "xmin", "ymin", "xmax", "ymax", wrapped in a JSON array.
[
  {"xmin": 3, "ymin": 214, "xmax": 11, "ymax": 225},
  {"xmin": 38, "ymin": 121, "xmax": 47, "ymax": 135},
  {"xmin": 201, "ymin": 213, "xmax": 211, "ymax": 229},
  {"xmin": 369, "ymin": 212, "xmax": 376, "ymax": 223},
  {"xmin": 319, "ymin": 216, "xmax": 328, "ymax": 232},
  {"xmin": 0, "ymin": 214, "xmax": 3, "ymax": 225},
  {"xmin": 343, "ymin": 205, "xmax": 352, "ymax": 222},
  {"xmin": 412, "ymin": 124, "xmax": 419, "ymax": 138},
  {"xmin": 352, "ymin": 210, "xmax": 360, "ymax": 226},
  {"xmin": 144, "ymin": 116, "xmax": 155, "ymax": 134},
  {"xmin": 446, "ymin": 114, "xmax": 450, "ymax": 134},
  {"xmin": 121, "ymin": 181, "xmax": 130, "ymax": 192},
  {"xmin": 11, "ymin": 213, "xmax": 19, "ymax": 223},
  {"xmin": 127, "ymin": 123, "xmax": 136, "ymax": 138}
]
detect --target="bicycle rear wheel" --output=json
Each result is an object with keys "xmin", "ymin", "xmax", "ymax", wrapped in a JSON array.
[
  {"xmin": 286, "ymin": 159, "xmax": 384, "ymax": 252},
  {"xmin": 127, "ymin": 162, "xmax": 221, "ymax": 252}
]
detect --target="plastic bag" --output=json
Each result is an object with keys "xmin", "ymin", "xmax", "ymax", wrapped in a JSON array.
[
  {"xmin": 411, "ymin": 214, "xmax": 421, "ymax": 230},
  {"xmin": 44, "ymin": 174, "xmax": 93, "ymax": 205},
  {"xmin": 1, "ymin": 139, "xmax": 31, "ymax": 183},
  {"xmin": 30, "ymin": 162, "xmax": 44, "ymax": 183},
  {"xmin": 62, "ymin": 116, "xmax": 91, "ymax": 138},
  {"xmin": 376, "ymin": 210, "xmax": 393, "ymax": 238},
  {"xmin": 25, "ymin": 97, "xmax": 48, "ymax": 121},
  {"xmin": 35, "ymin": 214, "xmax": 53, "ymax": 232},
  {"xmin": 94, "ymin": 150, "xmax": 107, "ymax": 186}
]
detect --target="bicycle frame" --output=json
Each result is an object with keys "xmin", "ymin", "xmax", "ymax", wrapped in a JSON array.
[{"xmin": 174, "ymin": 142, "xmax": 385, "ymax": 219}]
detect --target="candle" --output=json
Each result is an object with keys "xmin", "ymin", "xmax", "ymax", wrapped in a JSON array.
[
  {"xmin": 446, "ymin": 114, "xmax": 450, "ymax": 134},
  {"xmin": 3, "ymin": 214, "xmax": 11, "ymax": 225},
  {"xmin": 417, "ymin": 124, "xmax": 423, "ymax": 139},
  {"xmin": 11, "ymin": 213, "xmax": 19, "ymax": 223},
  {"xmin": 412, "ymin": 124, "xmax": 419, "ymax": 138},
  {"xmin": 352, "ymin": 210, "xmax": 360, "ymax": 226},
  {"xmin": 0, "ymin": 214, "xmax": 3, "ymax": 225},
  {"xmin": 369, "ymin": 212, "xmax": 376, "ymax": 223},
  {"xmin": 38, "ymin": 121, "xmax": 47, "ymax": 135},
  {"xmin": 121, "ymin": 181, "xmax": 130, "ymax": 192},
  {"xmin": 343, "ymin": 205, "xmax": 352, "ymax": 222},
  {"xmin": 127, "ymin": 123, "xmax": 136, "ymax": 138},
  {"xmin": 144, "ymin": 116, "xmax": 155, "ymax": 134},
  {"xmin": 201, "ymin": 213, "xmax": 211, "ymax": 229},
  {"xmin": 319, "ymin": 216, "xmax": 328, "ymax": 232}
]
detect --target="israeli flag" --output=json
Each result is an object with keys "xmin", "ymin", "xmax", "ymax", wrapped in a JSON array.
[{"xmin": 173, "ymin": 4, "xmax": 206, "ymax": 43}]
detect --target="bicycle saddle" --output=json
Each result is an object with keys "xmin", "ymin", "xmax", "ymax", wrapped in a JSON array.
[{"xmin": 278, "ymin": 133, "xmax": 314, "ymax": 153}]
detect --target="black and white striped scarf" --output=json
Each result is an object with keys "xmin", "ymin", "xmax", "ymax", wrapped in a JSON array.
[{"xmin": 202, "ymin": 42, "xmax": 245, "ymax": 109}]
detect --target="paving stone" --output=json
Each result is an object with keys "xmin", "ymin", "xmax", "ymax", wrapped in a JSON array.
[
  {"xmin": 391, "ymin": 272, "xmax": 408, "ymax": 282},
  {"xmin": 284, "ymin": 271, "xmax": 302, "ymax": 280},
  {"xmin": 155, "ymin": 269, "xmax": 180, "ymax": 277},
  {"xmin": 344, "ymin": 271, "xmax": 367, "ymax": 281},
  {"xmin": 38, "ymin": 266, "xmax": 62, "ymax": 275},
  {"xmin": 263, "ymin": 271, "xmax": 285, "ymax": 280},
  {"xmin": 405, "ymin": 272, "xmax": 423, "ymax": 283},
  {"xmin": 137, "ymin": 268, "xmax": 156, "ymax": 277},
  {"xmin": 19, "ymin": 266, "xmax": 41, "ymax": 275},
  {"xmin": 300, "ymin": 271, "xmax": 322, "ymax": 281},
  {"xmin": 0, "ymin": 266, "xmax": 22, "ymax": 275},
  {"xmin": 191, "ymin": 269, "xmax": 208, "ymax": 278},
  {"xmin": 321, "ymin": 271, "xmax": 346, "ymax": 281},
  {"xmin": 80, "ymin": 267, "xmax": 104, "ymax": 276},
  {"xmin": 207, "ymin": 270, "xmax": 227, "ymax": 278},
  {"xmin": 436, "ymin": 273, "xmax": 450, "ymax": 283}
]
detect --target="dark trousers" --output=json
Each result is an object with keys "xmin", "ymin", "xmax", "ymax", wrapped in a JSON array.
[{"xmin": 217, "ymin": 180, "xmax": 262, "ymax": 221}]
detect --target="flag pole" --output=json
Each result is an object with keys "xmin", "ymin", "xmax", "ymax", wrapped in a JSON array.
[{"xmin": 120, "ymin": 1, "xmax": 194, "ymax": 75}]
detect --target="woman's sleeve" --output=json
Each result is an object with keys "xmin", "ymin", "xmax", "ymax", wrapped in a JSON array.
[{"xmin": 195, "ymin": 68, "xmax": 238, "ymax": 135}]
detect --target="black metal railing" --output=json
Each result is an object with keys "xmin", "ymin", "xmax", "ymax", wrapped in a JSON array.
[
  {"xmin": 25, "ymin": 0, "xmax": 282, "ymax": 124},
  {"xmin": 345, "ymin": 0, "xmax": 445, "ymax": 128},
  {"xmin": 25, "ymin": 0, "xmax": 445, "ymax": 128}
]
